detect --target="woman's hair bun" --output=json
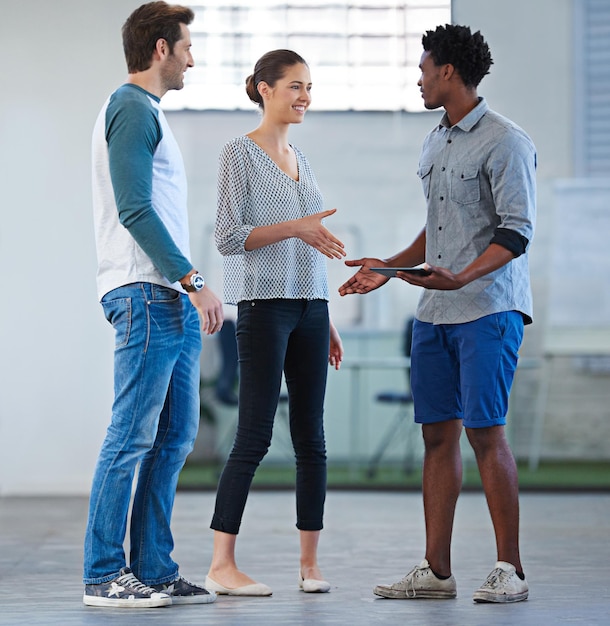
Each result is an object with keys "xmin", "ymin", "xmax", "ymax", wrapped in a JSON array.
[{"xmin": 245, "ymin": 73, "xmax": 261, "ymax": 105}]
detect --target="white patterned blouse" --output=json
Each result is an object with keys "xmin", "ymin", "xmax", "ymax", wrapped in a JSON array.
[{"xmin": 214, "ymin": 136, "xmax": 330, "ymax": 305}]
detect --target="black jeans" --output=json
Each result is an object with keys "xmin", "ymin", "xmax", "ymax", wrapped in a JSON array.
[{"xmin": 211, "ymin": 299, "xmax": 329, "ymax": 534}]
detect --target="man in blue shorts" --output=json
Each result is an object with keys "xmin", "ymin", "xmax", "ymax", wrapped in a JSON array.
[
  {"xmin": 84, "ymin": 1, "xmax": 223, "ymax": 609},
  {"xmin": 339, "ymin": 24, "xmax": 536, "ymax": 604}
]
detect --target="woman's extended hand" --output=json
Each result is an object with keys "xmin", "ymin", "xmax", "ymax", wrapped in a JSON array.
[{"xmin": 296, "ymin": 208, "xmax": 346, "ymax": 259}]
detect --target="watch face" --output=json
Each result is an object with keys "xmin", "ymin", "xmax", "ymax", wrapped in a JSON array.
[{"xmin": 192, "ymin": 274, "xmax": 205, "ymax": 290}]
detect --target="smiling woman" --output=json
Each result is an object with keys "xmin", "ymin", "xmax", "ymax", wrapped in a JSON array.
[
  {"xmin": 161, "ymin": 0, "xmax": 451, "ymax": 112},
  {"xmin": 204, "ymin": 48, "xmax": 346, "ymax": 596}
]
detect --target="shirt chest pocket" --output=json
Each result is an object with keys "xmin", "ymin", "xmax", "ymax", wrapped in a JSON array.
[
  {"xmin": 417, "ymin": 163, "xmax": 433, "ymax": 199},
  {"xmin": 450, "ymin": 166, "xmax": 480, "ymax": 205}
]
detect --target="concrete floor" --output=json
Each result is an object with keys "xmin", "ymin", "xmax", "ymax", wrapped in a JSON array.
[{"xmin": 0, "ymin": 490, "xmax": 609, "ymax": 625}]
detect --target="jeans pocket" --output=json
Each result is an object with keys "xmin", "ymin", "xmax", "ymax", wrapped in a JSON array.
[
  {"xmin": 101, "ymin": 297, "xmax": 132, "ymax": 348},
  {"xmin": 150, "ymin": 284, "xmax": 181, "ymax": 302}
]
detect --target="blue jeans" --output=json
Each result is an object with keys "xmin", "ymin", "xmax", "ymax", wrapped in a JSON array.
[
  {"xmin": 83, "ymin": 283, "xmax": 201, "ymax": 585},
  {"xmin": 211, "ymin": 299, "xmax": 329, "ymax": 534}
]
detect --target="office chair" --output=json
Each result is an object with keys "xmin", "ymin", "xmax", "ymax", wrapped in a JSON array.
[{"xmin": 366, "ymin": 317, "xmax": 418, "ymax": 478}]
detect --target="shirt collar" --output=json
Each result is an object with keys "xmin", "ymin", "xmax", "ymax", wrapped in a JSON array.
[{"xmin": 439, "ymin": 96, "xmax": 488, "ymax": 131}]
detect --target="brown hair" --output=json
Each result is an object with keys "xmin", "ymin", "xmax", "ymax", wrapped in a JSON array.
[
  {"xmin": 245, "ymin": 49, "xmax": 308, "ymax": 109},
  {"xmin": 122, "ymin": 1, "xmax": 194, "ymax": 73}
]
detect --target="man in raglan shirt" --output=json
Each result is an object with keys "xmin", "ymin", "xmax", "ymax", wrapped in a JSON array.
[{"xmin": 83, "ymin": 1, "xmax": 223, "ymax": 609}]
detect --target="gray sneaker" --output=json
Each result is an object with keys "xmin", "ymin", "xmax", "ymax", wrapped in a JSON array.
[
  {"xmin": 473, "ymin": 561, "xmax": 528, "ymax": 603},
  {"xmin": 373, "ymin": 559, "xmax": 457, "ymax": 599},
  {"xmin": 151, "ymin": 575, "xmax": 217, "ymax": 605},
  {"xmin": 83, "ymin": 567, "xmax": 172, "ymax": 608}
]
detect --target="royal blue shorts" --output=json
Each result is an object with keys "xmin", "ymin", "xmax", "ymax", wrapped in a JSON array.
[{"xmin": 411, "ymin": 311, "xmax": 524, "ymax": 428}]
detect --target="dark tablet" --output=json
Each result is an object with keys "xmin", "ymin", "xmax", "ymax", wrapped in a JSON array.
[{"xmin": 370, "ymin": 267, "xmax": 432, "ymax": 277}]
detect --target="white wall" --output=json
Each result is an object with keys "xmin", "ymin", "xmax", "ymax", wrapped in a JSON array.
[
  {"xmin": 0, "ymin": 0, "xmax": 577, "ymax": 494},
  {"xmin": 0, "ymin": 0, "xmax": 142, "ymax": 494}
]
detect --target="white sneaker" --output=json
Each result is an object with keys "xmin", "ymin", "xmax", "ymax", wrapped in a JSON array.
[
  {"xmin": 473, "ymin": 561, "xmax": 528, "ymax": 603},
  {"xmin": 373, "ymin": 559, "xmax": 457, "ymax": 599}
]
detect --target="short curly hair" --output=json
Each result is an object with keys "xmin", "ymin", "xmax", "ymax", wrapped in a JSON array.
[{"xmin": 422, "ymin": 24, "xmax": 493, "ymax": 89}]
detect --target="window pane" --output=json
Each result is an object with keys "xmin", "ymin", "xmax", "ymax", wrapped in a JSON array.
[{"xmin": 163, "ymin": 1, "xmax": 451, "ymax": 112}]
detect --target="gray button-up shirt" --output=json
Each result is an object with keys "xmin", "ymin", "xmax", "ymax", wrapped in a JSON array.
[{"xmin": 415, "ymin": 97, "xmax": 536, "ymax": 325}]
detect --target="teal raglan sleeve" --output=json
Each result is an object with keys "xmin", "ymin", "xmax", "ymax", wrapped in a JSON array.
[{"xmin": 105, "ymin": 90, "xmax": 192, "ymax": 283}]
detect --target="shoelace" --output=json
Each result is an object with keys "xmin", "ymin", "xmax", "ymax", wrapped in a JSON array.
[
  {"xmin": 115, "ymin": 571, "xmax": 157, "ymax": 594},
  {"xmin": 399, "ymin": 564, "xmax": 425, "ymax": 598},
  {"xmin": 159, "ymin": 576, "xmax": 207, "ymax": 594},
  {"xmin": 174, "ymin": 576, "xmax": 195, "ymax": 588},
  {"xmin": 480, "ymin": 568, "xmax": 511, "ymax": 590}
]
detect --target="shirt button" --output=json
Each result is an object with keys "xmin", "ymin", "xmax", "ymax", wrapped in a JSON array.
[
  {"xmin": 438, "ymin": 254, "xmax": 442, "ymax": 259},
  {"xmin": 441, "ymin": 167, "xmax": 446, "ymax": 171},
  {"xmin": 447, "ymin": 139, "xmax": 452, "ymax": 144},
  {"xmin": 440, "ymin": 196, "xmax": 444, "ymax": 201},
  {"xmin": 438, "ymin": 226, "xmax": 442, "ymax": 230}
]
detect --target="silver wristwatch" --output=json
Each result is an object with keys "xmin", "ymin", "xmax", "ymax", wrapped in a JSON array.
[{"xmin": 181, "ymin": 272, "xmax": 205, "ymax": 292}]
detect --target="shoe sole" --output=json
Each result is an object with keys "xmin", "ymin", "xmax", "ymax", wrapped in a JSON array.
[
  {"xmin": 167, "ymin": 594, "xmax": 217, "ymax": 605},
  {"xmin": 374, "ymin": 586, "xmax": 456, "ymax": 599},
  {"xmin": 299, "ymin": 578, "xmax": 331, "ymax": 593},
  {"xmin": 473, "ymin": 591, "xmax": 528, "ymax": 603},
  {"xmin": 83, "ymin": 594, "xmax": 172, "ymax": 608},
  {"xmin": 205, "ymin": 577, "xmax": 272, "ymax": 596},
  {"xmin": 213, "ymin": 587, "xmax": 272, "ymax": 597}
]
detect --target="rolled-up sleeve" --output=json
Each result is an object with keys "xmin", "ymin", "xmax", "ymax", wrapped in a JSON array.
[
  {"xmin": 214, "ymin": 142, "xmax": 255, "ymax": 256},
  {"xmin": 416, "ymin": 99, "xmax": 536, "ymax": 325},
  {"xmin": 488, "ymin": 132, "xmax": 537, "ymax": 244}
]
